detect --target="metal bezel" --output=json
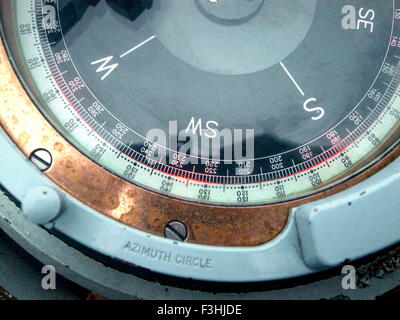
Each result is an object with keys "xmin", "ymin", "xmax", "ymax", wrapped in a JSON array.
[
  {"xmin": 1, "ymin": 20, "xmax": 400, "ymax": 281},
  {"xmin": 0, "ymin": 37, "xmax": 399, "ymax": 247},
  {"xmin": 1, "ymin": 120, "xmax": 400, "ymax": 282}
]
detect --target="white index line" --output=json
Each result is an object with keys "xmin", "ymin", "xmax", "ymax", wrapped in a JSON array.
[
  {"xmin": 280, "ymin": 62, "xmax": 305, "ymax": 96},
  {"xmin": 120, "ymin": 35, "xmax": 156, "ymax": 58}
]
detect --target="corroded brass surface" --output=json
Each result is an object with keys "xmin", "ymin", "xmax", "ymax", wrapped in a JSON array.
[{"xmin": 0, "ymin": 40, "xmax": 399, "ymax": 246}]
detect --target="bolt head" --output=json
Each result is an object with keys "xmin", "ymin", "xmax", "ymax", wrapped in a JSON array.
[
  {"xmin": 29, "ymin": 149, "xmax": 52, "ymax": 171},
  {"xmin": 164, "ymin": 220, "xmax": 188, "ymax": 241}
]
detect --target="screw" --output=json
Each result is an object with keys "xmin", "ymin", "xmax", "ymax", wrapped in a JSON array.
[
  {"xmin": 164, "ymin": 221, "xmax": 188, "ymax": 241},
  {"xmin": 29, "ymin": 149, "xmax": 53, "ymax": 172}
]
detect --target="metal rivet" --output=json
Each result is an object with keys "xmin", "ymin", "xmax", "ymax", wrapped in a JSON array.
[
  {"xmin": 29, "ymin": 149, "xmax": 52, "ymax": 171},
  {"xmin": 164, "ymin": 221, "xmax": 188, "ymax": 241}
]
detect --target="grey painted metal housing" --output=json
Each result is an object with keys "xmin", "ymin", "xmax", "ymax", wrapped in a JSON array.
[{"xmin": 0, "ymin": 126, "xmax": 399, "ymax": 282}]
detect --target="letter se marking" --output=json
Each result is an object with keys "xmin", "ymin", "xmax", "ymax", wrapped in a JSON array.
[{"xmin": 342, "ymin": 5, "xmax": 376, "ymax": 33}]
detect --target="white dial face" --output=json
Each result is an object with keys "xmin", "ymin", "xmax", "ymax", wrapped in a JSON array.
[{"xmin": 1, "ymin": 0, "xmax": 399, "ymax": 205}]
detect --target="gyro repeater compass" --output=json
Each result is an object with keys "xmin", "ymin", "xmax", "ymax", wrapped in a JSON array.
[{"xmin": 0, "ymin": 0, "xmax": 399, "ymax": 289}]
